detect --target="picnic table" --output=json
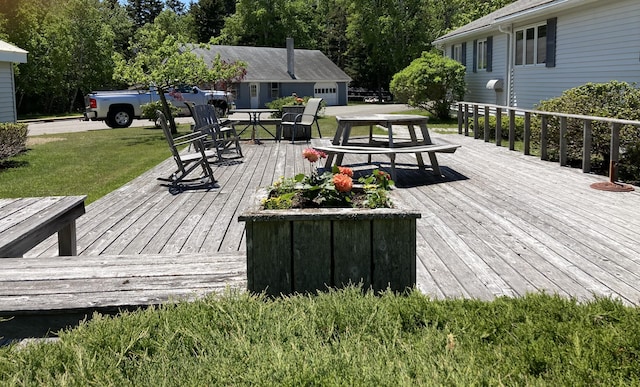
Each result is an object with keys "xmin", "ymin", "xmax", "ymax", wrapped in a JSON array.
[
  {"xmin": 0, "ymin": 196, "xmax": 86, "ymax": 257},
  {"xmin": 314, "ymin": 114, "xmax": 460, "ymax": 181}
]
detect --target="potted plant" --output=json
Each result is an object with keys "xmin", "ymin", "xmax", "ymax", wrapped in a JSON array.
[{"xmin": 239, "ymin": 149, "xmax": 421, "ymax": 296}]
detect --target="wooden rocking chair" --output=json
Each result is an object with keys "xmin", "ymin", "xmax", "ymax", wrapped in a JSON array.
[
  {"xmin": 187, "ymin": 102, "xmax": 243, "ymax": 160},
  {"xmin": 156, "ymin": 111, "xmax": 217, "ymax": 192}
]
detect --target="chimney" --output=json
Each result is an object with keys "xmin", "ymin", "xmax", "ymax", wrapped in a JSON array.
[{"xmin": 286, "ymin": 37, "xmax": 296, "ymax": 79}]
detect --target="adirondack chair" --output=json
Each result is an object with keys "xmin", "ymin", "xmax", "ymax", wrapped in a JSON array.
[
  {"xmin": 280, "ymin": 97, "xmax": 323, "ymax": 143},
  {"xmin": 187, "ymin": 102, "xmax": 243, "ymax": 160},
  {"xmin": 156, "ymin": 111, "xmax": 217, "ymax": 192}
]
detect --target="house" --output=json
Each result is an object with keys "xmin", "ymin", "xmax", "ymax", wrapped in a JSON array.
[
  {"xmin": 0, "ymin": 40, "xmax": 27, "ymax": 122},
  {"xmin": 432, "ymin": 0, "xmax": 640, "ymax": 108},
  {"xmin": 189, "ymin": 38, "xmax": 352, "ymax": 108}
]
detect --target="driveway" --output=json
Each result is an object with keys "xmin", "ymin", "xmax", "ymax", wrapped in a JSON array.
[{"xmin": 26, "ymin": 104, "xmax": 413, "ymax": 136}]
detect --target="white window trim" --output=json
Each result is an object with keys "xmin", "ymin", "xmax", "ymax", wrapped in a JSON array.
[
  {"xmin": 453, "ymin": 44, "xmax": 463, "ymax": 63},
  {"xmin": 477, "ymin": 39, "xmax": 487, "ymax": 71},
  {"xmin": 514, "ymin": 22, "xmax": 547, "ymax": 67}
]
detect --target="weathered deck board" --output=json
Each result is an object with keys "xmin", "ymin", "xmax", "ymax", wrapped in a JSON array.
[{"xmin": 17, "ymin": 132, "xmax": 640, "ymax": 309}]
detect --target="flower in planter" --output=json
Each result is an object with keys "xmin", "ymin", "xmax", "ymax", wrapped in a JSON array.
[{"xmin": 262, "ymin": 148, "xmax": 395, "ymax": 209}]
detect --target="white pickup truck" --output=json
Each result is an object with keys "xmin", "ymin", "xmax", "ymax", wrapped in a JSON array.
[{"xmin": 84, "ymin": 85, "xmax": 230, "ymax": 128}]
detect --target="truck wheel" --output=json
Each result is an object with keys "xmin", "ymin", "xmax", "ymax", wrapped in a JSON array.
[{"xmin": 107, "ymin": 108, "xmax": 133, "ymax": 128}]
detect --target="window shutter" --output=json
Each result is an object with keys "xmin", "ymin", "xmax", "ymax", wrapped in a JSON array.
[
  {"xmin": 546, "ymin": 17, "xmax": 557, "ymax": 67},
  {"xmin": 461, "ymin": 42, "xmax": 467, "ymax": 67},
  {"xmin": 450, "ymin": 45, "xmax": 454, "ymax": 58},
  {"xmin": 486, "ymin": 36, "xmax": 493, "ymax": 72},
  {"xmin": 473, "ymin": 39, "xmax": 477, "ymax": 73}
]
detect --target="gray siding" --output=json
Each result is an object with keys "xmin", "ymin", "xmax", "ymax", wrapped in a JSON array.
[
  {"xmin": 0, "ymin": 62, "xmax": 16, "ymax": 122},
  {"xmin": 512, "ymin": 0, "xmax": 640, "ymax": 107},
  {"xmin": 464, "ymin": 34, "xmax": 509, "ymax": 106}
]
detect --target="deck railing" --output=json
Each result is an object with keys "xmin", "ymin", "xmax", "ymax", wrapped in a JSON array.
[{"xmin": 456, "ymin": 102, "xmax": 640, "ymax": 182}]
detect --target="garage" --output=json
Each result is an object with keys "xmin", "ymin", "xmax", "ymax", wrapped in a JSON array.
[{"xmin": 314, "ymin": 82, "xmax": 338, "ymax": 105}]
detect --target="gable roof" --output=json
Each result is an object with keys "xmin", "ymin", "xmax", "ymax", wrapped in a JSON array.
[
  {"xmin": 189, "ymin": 45, "xmax": 351, "ymax": 83},
  {"xmin": 0, "ymin": 40, "xmax": 27, "ymax": 63},
  {"xmin": 433, "ymin": 0, "xmax": 597, "ymax": 44}
]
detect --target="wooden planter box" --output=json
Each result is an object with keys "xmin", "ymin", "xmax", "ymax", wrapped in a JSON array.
[
  {"xmin": 281, "ymin": 105, "xmax": 310, "ymax": 140},
  {"xmin": 238, "ymin": 190, "xmax": 421, "ymax": 296}
]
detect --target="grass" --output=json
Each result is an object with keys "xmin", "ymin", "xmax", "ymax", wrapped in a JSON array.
[
  {"xmin": 1, "ymin": 287, "xmax": 639, "ymax": 385},
  {"xmin": 0, "ymin": 125, "xmax": 191, "ymax": 204}
]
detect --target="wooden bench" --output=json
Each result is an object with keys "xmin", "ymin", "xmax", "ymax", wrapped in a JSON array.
[
  {"xmin": 0, "ymin": 252, "xmax": 246, "ymax": 343},
  {"xmin": 311, "ymin": 139, "xmax": 460, "ymax": 181},
  {"xmin": 0, "ymin": 196, "xmax": 86, "ymax": 258}
]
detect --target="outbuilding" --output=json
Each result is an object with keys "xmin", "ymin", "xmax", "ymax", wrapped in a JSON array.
[
  {"xmin": 190, "ymin": 39, "xmax": 352, "ymax": 108},
  {"xmin": 433, "ymin": 0, "xmax": 640, "ymax": 108},
  {"xmin": 0, "ymin": 40, "xmax": 27, "ymax": 122}
]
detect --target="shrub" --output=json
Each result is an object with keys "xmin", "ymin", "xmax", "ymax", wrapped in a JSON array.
[
  {"xmin": 470, "ymin": 114, "xmax": 526, "ymax": 142},
  {"xmin": 0, "ymin": 122, "xmax": 28, "ymax": 160},
  {"xmin": 533, "ymin": 81, "xmax": 640, "ymax": 174},
  {"xmin": 140, "ymin": 101, "xmax": 180, "ymax": 127},
  {"xmin": 266, "ymin": 96, "xmax": 326, "ymax": 118},
  {"xmin": 390, "ymin": 51, "xmax": 466, "ymax": 120}
]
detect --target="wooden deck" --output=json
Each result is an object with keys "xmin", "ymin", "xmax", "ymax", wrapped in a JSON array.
[{"xmin": 18, "ymin": 132, "xmax": 640, "ymax": 307}]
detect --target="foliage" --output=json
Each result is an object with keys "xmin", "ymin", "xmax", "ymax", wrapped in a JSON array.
[
  {"xmin": 0, "ymin": 123, "xmax": 28, "ymax": 160},
  {"xmin": 262, "ymin": 148, "xmax": 394, "ymax": 209},
  {"xmin": 189, "ymin": 0, "xmax": 236, "ymax": 43},
  {"xmin": 0, "ymin": 126, "xmax": 184, "ymax": 204},
  {"xmin": 140, "ymin": 100, "xmax": 180, "ymax": 126},
  {"xmin": 125, "ymin": 0, "xmax": 164, "ymax": 28},
  {"xmin": 6, "ymin": 0, "xmax": 120, "ymax": 114},
  {"xmin": 533, "ymin": 81, "xmax": 640, "ymax": 174},
  {"xmin": 390, "ymin": 51, "xmax": 466, "ymax": 119},
  {"xmin": 215, "ymin": 0, "xmax": 318, "ymax": 48},
  {"xmin": 470, "ymin": 114, "xmax": 526, "ymax": 142},
  {"xmin": 345, "ymin": 0, "xmax": 433, "ymax": 94},
  {"xmin": 1, "ymin": 288, "xmax": 639, "ymax": 384},
  {"xmin": 265, "ymin": 96, "xmax": 326, "ymax": 118}
]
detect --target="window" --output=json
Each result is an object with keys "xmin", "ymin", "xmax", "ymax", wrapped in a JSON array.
[
  {"xmin": 453, "ymin": 44, "xmax": 462, "ymax": 62},
  {"xmin": 270, "ymin": 82, "xmax": 279, "ymax": 99},
  {"xmin": 477, "ymin": 39, "xmax": 487, "ymax": 70},
  {"xmin": 515, "ymin": 22, "xmax": 548, "ymax": 65}
]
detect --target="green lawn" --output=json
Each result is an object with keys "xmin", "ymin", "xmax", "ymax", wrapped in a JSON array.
[
  {"xmin": 0, "ymin": 125, "xmax": 188, "ymax": 204},
  {"xmin": 1, "ymin": 288, "xmax": 638, "ymax": 385}
]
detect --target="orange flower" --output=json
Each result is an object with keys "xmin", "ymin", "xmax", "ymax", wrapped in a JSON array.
[
  {"xmin": 333, "ymin": 173, "xmax": 353, "ymax": 192},
  {"xmin": 337, "ymin": 166, "xmax": 353, "ymax": 177},
  {"xmin": 302, "ymin": 148, "xmax": 322, "ymax": 163}
]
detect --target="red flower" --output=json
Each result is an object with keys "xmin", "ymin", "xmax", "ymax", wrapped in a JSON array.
[
  {"xmin": 337, "ymin": 166, "xmax": 353, "ymax": 177},
  {"xmin": 333, "ymin": 174, "xmax": 353, "ymax": 192}
]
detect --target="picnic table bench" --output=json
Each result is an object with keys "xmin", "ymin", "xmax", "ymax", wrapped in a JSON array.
[{"xmin": 0, "ymin": 196, "xmax": 86, "ymax": 258}]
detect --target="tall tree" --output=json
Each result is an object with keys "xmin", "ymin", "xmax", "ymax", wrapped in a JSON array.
[
  {"xmin": 189, "ymin": 0, "xmax": 235, "ymax": 43},
  {"xmin": 9, "ymin": 0, "xmax": 117, "ymax": 114},
  {"xmin": 216, "ymin": 0, "xmax": 319, "ymax": 48},
  {"xmin": 126, "ymin": 0, "xmax": 164, "ymax": 28},
  {"xmin": 165, "ymin": 0, "xmax": 186, "ymax": 15}
]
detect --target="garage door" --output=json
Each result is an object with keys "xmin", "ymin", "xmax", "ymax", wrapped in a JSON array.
[{"xmin": 314, "ymin": 83, "xmax": 338, "ymax": 105}]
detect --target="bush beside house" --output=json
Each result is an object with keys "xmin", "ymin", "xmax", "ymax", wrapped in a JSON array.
[{"xmin": 0, "ymin": 123, "xmax": 28, "ymax": 160}]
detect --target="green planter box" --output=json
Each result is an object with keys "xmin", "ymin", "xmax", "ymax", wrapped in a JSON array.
[{"xmin": 239, "ymin": 190, "xmax": 421, "ymax": 296}]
